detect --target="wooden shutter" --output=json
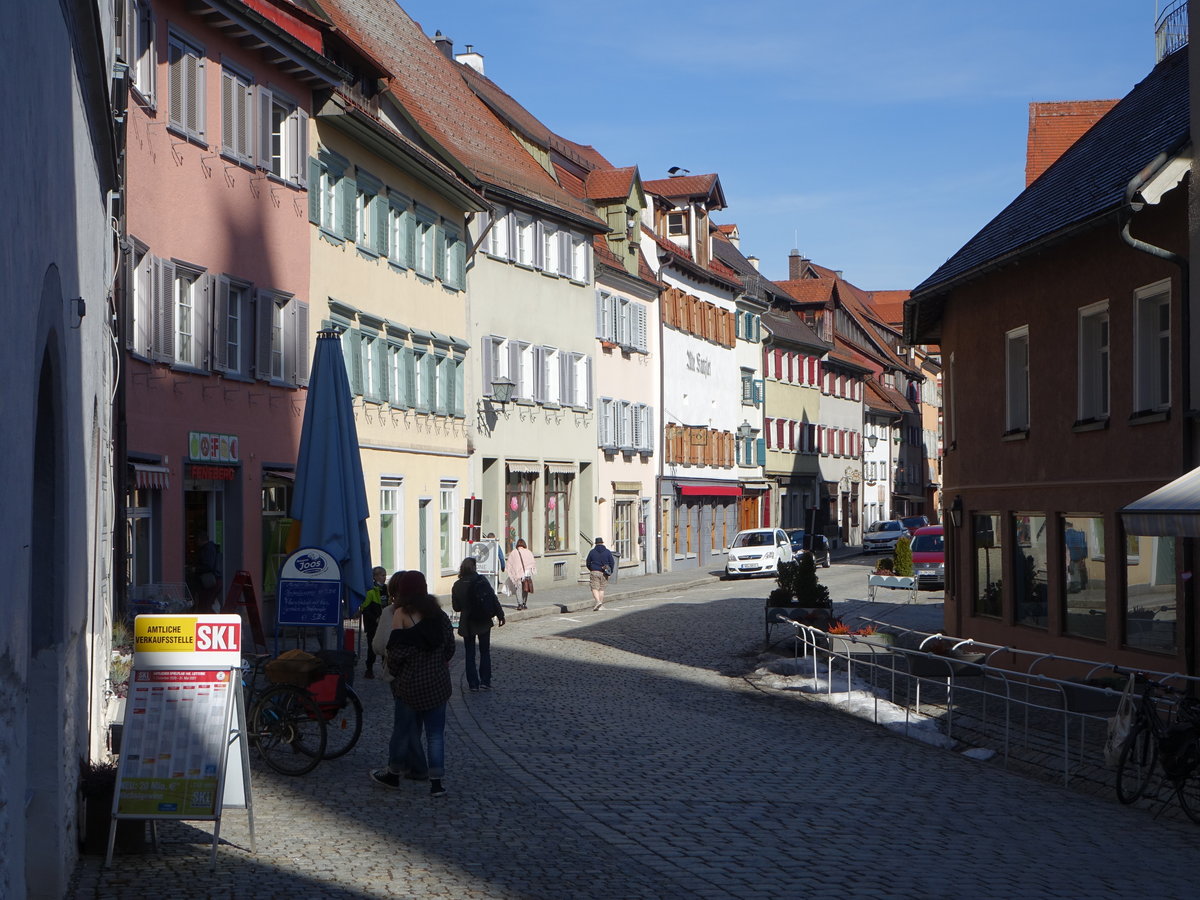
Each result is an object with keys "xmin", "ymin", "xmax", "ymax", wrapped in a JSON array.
[
  {"xmin": 254, "ymin": 290, "xmax": 272, "ymax": 379},
  {"xmin": 403, "ymin": 347, "xmax": 417, "ymax": 408},
  {"xmin": 294, "ymin": 301, "xmax": 310, "ymax": 386},
  {"xmin": 291, "ymin": 108, "xmax": 309, "ymax": 185},
  {"xmin": 480, "ymin": 337, "xmax": 494, "ymax": 397},
  {"xmin": 155, "ymin": 257, "xmax": 175, "ymax": 362},
  {"xmin": 373, "ymin": 196, "xmax": 389, "ymax": 257},
  {"xmin": 340, "ymin": 172, "xmax": 357, "ymax": 242},
  {"xmin": 256, "ymin": 85, "xmax": 273, "ymax": 170},
  {"xmin": 532, "ymin": 346, "xmax": 547, "ymax": 403},
  {"xmin": 453, "ymin": 358, "xmax": 465, "ymax": 417},
  {"xmin": 434, "ymin": 221, "xmax": 447, "ymax": 282},
  {"xmin": 195, "ymin": 274, "xmax": 212, "ymax": 371}
]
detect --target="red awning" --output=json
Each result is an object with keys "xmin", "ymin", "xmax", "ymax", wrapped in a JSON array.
[{"xmin": 679, "ymin": 485, "xmax": 742, "ymax": 497}]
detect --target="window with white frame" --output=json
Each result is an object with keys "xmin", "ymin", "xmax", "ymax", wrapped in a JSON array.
[
  {"xmin": 572, "ymin": 353, "xmax": 591, "ymax": 408},
  {"xmin": 613, "ymin": 499, "xmax": 635, "ymax": 563},
  {"xmin": 507, "ymin": 341, "xmax": 532, "ymax": 400},
  {"xmin": 439, "ymin": 481, "xmax": 457, "ymax": 572},
  {"xmin": 387, "ymin": 340, "xmax": 413, "ymax": 409},
  {"xmin": 1078, "ymin": 301, "xmax": 1109, "ymax": 421},
  {"xmin": 488, "ymin": 208, "xmax": 510, "ymax": 258},
  {"xmin": 173, "ymin": 265, "xmax": 204, "ymax": 368},
  {"xmin": 167, "ymin": 30, "xmax": 206, "ymax": 142},
  {"xmin": 379, "ymin": 478, "xmax": 403, "ymax": 573},
  {"xmin": 571, "ymin": 233, "xmax": 589, "ymax": 282},
  {"xmin": 741, "ymin": 368, "xmax": 754, "ymax": 405},
  {"xmin": 415, "ymin": 209, "xmax": 437, "ymax": 279},
  {"xmin": 543, "ymin": 347, "xmax": 561, "ymax": 405},
  {"xmin": 213, "ymin": 277, "xmax": 251, "ymax": 376},
  {"xmin": 667, "ymin": 212, "xmax": 687, "ymax": 236},
  {"xmin": 1134, "ymin": 285, "xmax": 1170, "ymax": 412},
  {"xmin": 220, "ymin": 65, "xmax": 254, "ymax": 165},
  {"xmin": 387, "ymin": 195, "xmax": 413, "ymax": 268},
  {"xmin": 599, "ymin": 398, "xmax": 616, "ymax": 449},
  {"xmin": 361, "ymin": 331, "xmax": 382, "ymax": 401},
  {"xmin": 123, "ymin": 0, "xmax": 155, "ymax": 103},
  {"xmin": 127, "ymin": 242, "xmax": 153, "ymax": 357},
  {"xmin": 261, "ymin": 90, "xmax": 307, "ymax": 185},
  {"xmin": 542, "ymin": 223, "xmax": 560, "ymax": 273},
  {"xmin": 443, "ymin": 224, "xmax": 466, "ymax": 291},
  {"xmin": 309, "ymin": 150, "xmax": 348, "ymax": 239},
  {"xmin": 355, "ymin": 179, "xmax": 379, "ymax": 254},
  {"xmin": 516, "ymin": 215, "xmax": 535, "ymax": 266},
  {"xmin": 1005, "ymin": 326, "xmax": 1030, "ymax": 432},
  {"xmin": 256, "ymin": 291, "xmax": 309, "ymax": 385}
]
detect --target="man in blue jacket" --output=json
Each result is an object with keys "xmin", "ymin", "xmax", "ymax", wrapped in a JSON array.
[{"xmin": 585, "ymin": 537, "xmax": 615, "ymax": 611}]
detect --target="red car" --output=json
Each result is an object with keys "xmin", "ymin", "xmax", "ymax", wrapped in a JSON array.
[{"xmin": 910, "ymin": 525, "xmax": 944, "ymax": 589}]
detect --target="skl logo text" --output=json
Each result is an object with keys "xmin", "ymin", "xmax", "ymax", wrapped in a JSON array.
[{"xmin": 195, "ymin": 624, "xmax": 240, "ymax": 652}]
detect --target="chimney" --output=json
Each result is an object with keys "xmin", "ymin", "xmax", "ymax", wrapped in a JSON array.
[
  {"xmin": 455, "ymin": 44, "xmax": 485, "ymax": 75},
  {"xmin": 432, "ymin": 30, "xmax": 453, "ymax": 59},
  {"xmin": 1025, "ymin": 99, "xmax": 1117, "ymax": 186},
  {"xmin": 788, "ymin": 248, "xmax": 803, "ymax": 280},
  {"xmin": 747, "ymin": 255, "xmax": 759, "ymax": 271}
]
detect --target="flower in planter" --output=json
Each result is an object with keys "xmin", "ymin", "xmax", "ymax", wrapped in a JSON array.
[{"xmin": 827, "ymin": 618, "xmax": 878, "ymax": 636}]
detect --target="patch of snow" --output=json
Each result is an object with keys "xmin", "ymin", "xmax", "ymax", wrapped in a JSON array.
[{"xmin": 960, "ymin": 747, "xmax": 996, "ymax": 761}]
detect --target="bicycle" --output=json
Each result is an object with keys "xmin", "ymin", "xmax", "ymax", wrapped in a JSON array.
[
  {"xmin": 1114, "ymin": 674, "xmax": 1200, "ymax": 823},
  {"xmin": 241, "ymin": 654, "xmax": 327, "ymax": 776}
]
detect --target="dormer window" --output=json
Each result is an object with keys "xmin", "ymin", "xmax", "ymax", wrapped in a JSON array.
[{"xmin": 667, "ymin": 212, "xmax": 688, "ymax": 236}]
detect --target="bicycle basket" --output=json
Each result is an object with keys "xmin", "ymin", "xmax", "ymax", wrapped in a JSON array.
[
  {"xmin": 265, "ymin": 649, "xmax": 325, "ymax": 687},
  {"xmin": 1160, "ymin": 724, "xmax": 1200, "ymax": 778}
]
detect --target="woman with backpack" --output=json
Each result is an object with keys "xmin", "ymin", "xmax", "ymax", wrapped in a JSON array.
[{"xmin": 451, "ymin": 557, "xmax": 505, "ymax": 691}]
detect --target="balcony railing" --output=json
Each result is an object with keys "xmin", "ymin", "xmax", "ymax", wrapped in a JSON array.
[{"xmin": 1156, "ymin": 0, "xmax": 1188, "ymax": 62}]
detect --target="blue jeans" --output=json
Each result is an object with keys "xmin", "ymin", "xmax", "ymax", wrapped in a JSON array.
[
  {"xmin": 461, "ymin": 621, "xmax": 492, "ymax": 689},
  {"xmin": 388, "ymin": 698, "xmax": 446, "ymax": 779}
]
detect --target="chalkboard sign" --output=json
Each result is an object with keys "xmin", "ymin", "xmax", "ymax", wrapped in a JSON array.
[{"xmin": 276, "ymin": 547, "xmax": 342, "ymax": 627}]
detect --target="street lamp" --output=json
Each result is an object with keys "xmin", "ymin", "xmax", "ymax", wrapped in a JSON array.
[
  {"xmin": 490, "ymin": 376, "xmax": 516, "ymax": 405},
  {"xmin": 949, "ymin": 494, "xmax": 964, "ymax": 528},
  {"xmin": 737, "ymin": 420, "xmax": 755, "ymax": 441},
  {"xmin": 866, "ymin": 433, "xmax": 879, "ymax": 450}
]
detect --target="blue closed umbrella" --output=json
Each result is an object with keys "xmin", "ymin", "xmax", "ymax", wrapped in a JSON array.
[{"xmin": 291, "ymin": 330, "xmax": 372, "ymax": 617}]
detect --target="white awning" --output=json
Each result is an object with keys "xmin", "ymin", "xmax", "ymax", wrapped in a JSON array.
[
  {"xmin": 130, "ymin": 462, "xmax": 170, "ymax": 490},
  {"xmin": 545, "ymin": 463, "xmax": 576, "ymax": 476},
  {"xmin": 506, "ymin": 461, "xmax": 541, "ymax": 475},
  {"xmin": 1122, "ymin": 467, "xmax": 1200, "ymax": 537}
]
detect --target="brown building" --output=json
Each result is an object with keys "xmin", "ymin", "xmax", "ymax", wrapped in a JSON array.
[{"xmin": 906, "ymin": 47, "xmax": 1194, "ymax": 672}]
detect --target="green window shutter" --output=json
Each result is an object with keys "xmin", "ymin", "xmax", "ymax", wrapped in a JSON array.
[
  {"xmin": 339, "ymin": 173, "xmax": 357, "ymax": 241},
  {"xmin": 373, "ymin": 195, "xmax": 389, "ymax": 256},
  {"xmin": 308, "ymin": 159, "xmax": 321, "ymax": 224},
  {"xmin": 755, "ymin": 438, "xmax": 766, "ymax": 466},
  {"xmin": 403, "ymin": 347, "xmax": 417, "ymax": 408},
  {"xmin": 404, "ymin": 211, "xmax": 416, "ymax": 269},
  {"xmin": 295, "ymin": 301, "xmax": 310, "ymax": 386},
  {"xmin": 434, "ymin": 222, "xmax": 447, "ymax": 282},
  {"xmin": 344, "ymin": 328, "xmax": 363, "ymax": 395}
]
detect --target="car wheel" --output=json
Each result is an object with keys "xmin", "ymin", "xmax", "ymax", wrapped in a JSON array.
[{"xmin": 821, "ymin": 556, "xmax": 831, "ymax": 568}]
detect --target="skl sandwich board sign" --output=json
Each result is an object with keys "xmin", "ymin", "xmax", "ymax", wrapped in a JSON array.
[
  {"xmin": 276, "ymin": 547, "xmax": 342, "ymax": 627},
  {"xmin": 109, "ymin": 614, "xmax": 254, "ymax": 867}
]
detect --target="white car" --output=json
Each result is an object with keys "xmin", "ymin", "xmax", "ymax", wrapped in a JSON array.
[
  {"xmin": 724, "ymin": 528, "xmax": 794, "ymax": 578},
  {"xmin": 862, "ymin": 519, "xmax": 907, "ymax": 554}
]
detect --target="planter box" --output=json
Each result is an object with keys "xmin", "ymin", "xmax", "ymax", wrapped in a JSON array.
[
  {"xmin": 908, "ymin": 651, "xmax": 986, "ymax": 679},
  {"xmin": 768, "ymin": 607, "xmax": 834, "ymax": 629},
  {"xmin": 825, "ymin": 632, "xmax": 895, "ymax": 656},
  {"xmin": 867, "ymin": 574, "xmax": 917, "ymax": 602}
]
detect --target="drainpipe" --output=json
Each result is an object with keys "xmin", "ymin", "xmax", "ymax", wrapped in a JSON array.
[{"xmin": 1120, "ymin": 149, "xmax": 1194, "ymax": 676}]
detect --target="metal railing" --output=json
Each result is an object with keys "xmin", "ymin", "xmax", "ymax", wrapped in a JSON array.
[
  {"xmin": 774, "ymin": 615, "xmax": 1200, "ymax": 813},
  {"xmin": 1156, "ymin": 0, "xmax": 1188, "ymax": 62}
]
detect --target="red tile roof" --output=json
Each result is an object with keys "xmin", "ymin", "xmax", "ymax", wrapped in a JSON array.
[
  {"xmin": 865, "ymin": 380, "xmax": 904, "ymax": 415},
  {"xmin": 643, "ymin": 174, "xmax": 722, "ymax": 203},
  {"xmin": 313, "ymin": 0, "xmax": 603, "ymax": 227},
  {"xmin": 715, "ymin": 223, "xmax": 737, "ymax": 234},
  {"xmin": 775, "ymin": 278, "xmax": 835, "ymax": 305},
  {"xmin": 866, "ymin": 290, "xmax": 910, "ymax": 328},
  {"xmin": 584, "ymin": 166, "xmax": 637, "ymax": 201}
]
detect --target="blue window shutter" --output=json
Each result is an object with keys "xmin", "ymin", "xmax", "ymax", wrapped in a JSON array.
[
  {"xmin": 753, "ymin": 379, "xmax": 764, "ymax": 405},
  {"xmin": 756, "ymin": 438, "xmax": 766, "ymax": 466}
]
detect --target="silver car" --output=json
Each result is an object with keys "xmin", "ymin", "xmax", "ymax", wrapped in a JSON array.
[{"xmin": 862, "ymin": 520, "xmax": 906, "ymax": 554}]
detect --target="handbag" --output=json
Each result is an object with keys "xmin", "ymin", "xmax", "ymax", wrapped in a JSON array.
[
  {"xmin": 521, "ymin": 575, "xmax": 534, "ymax": 594},
  {"xmin": 1103, "ymin": 673, "xmax": 1137, "ymax": 768}
]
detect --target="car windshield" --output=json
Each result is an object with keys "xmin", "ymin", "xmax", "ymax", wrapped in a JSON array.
[
  {"xmin": 911, "ymin": 534, "xmax": 944, "ymax": 552},
  {"xmin": 872, "ymin": 521, "xmax": 902, "ymax": 533},
  {"xmin": 901, "ymin": 516, "xmax": 929, "ymax": 530},
  {"xmin": 786, "ymin": 530, "xmax": 805, "ymax": 544},
  {"xmin": 732, "ymin": 531, "xmax": 773, "ymax": 548}
]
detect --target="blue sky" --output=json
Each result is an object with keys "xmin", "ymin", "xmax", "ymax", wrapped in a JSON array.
[{"xmin": 395, "ymin": 1, "xmax": 1164, "ymax": 290}]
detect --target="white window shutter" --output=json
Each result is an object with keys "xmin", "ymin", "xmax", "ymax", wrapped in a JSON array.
[
  {"xmin": 596, "ymin": 291, "xmax": 607, "ymax": 339},
  {"xmin": 645, "ymin": 406, "xmax": 654, "ymax": 453},
  {"xmin": 584, "ymin": 356, "xmax": 593, "ymax": 409},
  {"xmin": 559, "ymin": 351, "xmax": 572, "ymax": 405},
  {"xmin": 635, "ymin": 304, "xmax": 647, "ymax": 351}
]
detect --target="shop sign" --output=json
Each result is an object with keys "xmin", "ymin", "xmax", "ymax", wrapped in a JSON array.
[
  {"xmin": 188, "ymin": 465, "xmax": 236, "ymax": 481},
  {"xmin": 189, "ymin": 432, "xmax": 239, "ymax": 463}
]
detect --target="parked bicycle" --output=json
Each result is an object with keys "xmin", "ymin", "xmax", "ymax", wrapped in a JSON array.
[
  {"xmin": 1114, "ymin": 673, "xmax": 1200, "ymax": 823},
  {"xmin": 241, "ymin": 654, "xmax": 327, "ymax": 776}
]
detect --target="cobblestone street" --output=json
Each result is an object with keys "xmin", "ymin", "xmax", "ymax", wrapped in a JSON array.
[{"xmin": 71, "ymin": 574, "xmax": 1200, "ymax": 898}]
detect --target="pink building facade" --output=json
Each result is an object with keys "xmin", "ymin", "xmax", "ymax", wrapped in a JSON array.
[{"xmin": 120, "ymin": 0, "xmax": 343, "ymax": 609}]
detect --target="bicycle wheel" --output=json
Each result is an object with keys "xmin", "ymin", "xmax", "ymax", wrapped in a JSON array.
[
  {"xmin": 251, "ymin": 685, "xmax": 327, "ymax": 776},
  {"xmin": 1115, "ymin": 724, "xmax": 1157, "ymax": 804},
  {"xmin": 320, "ymin": 684, "xmax": 363, "ymax": 760}
]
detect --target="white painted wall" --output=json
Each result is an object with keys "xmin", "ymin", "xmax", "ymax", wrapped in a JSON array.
[{"xmin": 2, "ymin": 3, "xmax": 119, "ymax": 896}]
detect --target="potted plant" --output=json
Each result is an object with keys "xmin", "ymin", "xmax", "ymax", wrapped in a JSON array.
[
  {"xmin": 766, "ymin": 556, "xmax": 833, "ymax": 636},
  {"xmin": 108, "ymin": 620, "xmax": 134, "ymax": 754},
  {"xmin": 79, "ymin": 758, "xmax": 145, "ymax": 855},
  {"xmin": 893, "ymin": 537, "xmax": 914, "ymax": 577},
  {"xmin": 873, "ymin": 557, "xmax": 895, "ymax": 575}
]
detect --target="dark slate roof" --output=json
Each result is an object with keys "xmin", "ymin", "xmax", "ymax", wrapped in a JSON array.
[
  {"xmin": 760, "ymin": 309, "xmax": 831, "ymax": 352},
  {"xmin": 912, "ymin": 48, "xmax": 1189, "ymax": 300},
  {"xmin": 712, "ymin": 233, "xmax": 795, "ymax": 306}
]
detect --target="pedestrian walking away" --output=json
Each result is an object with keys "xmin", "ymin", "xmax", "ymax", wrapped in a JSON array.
[
  {"xmin": 360, "ymin": 566, "xmax": 388, "ymax": 678},
  {"xmin": 371, "ymin": 570, "xmax": 455, "ymax": 798},
  {"xmin": 586, "ymin": 537, "xmax": 615, "ymax": 611},
  {"xmin": 487, "ymin": 531, "xmax": 507, "ymax": 596},
  {"xmin": 505, "ymin": 538, "xmax": 536, "ymax": 610},
  {"xmin": 452, "ymin": 557, "xmax": 505, "ymax": 691}
]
